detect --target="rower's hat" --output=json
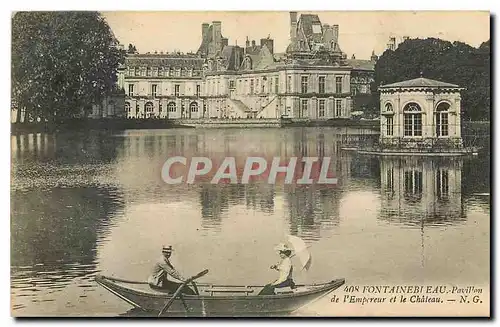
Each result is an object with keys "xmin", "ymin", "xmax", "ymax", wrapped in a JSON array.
[{"xmin": 162, "ymin": 245, "xmax": 173, "ymax": 253}]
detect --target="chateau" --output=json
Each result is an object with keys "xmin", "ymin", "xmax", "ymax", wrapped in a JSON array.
[{"xmin": 112, "ymin": 12, "xmax": 376, "ymax": 120}]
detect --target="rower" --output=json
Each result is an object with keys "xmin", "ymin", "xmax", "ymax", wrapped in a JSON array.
[
  {"xmin": 258, "ymin": 243, "xmax": 296, "ymax": 295},
  {"xmin": 147, "ymin": 245, "xmax": 196, "ymax": 295}
]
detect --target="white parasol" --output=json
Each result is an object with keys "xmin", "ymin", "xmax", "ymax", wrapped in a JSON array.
[{"xmin": 286, "ymin": 235, "xmax": 312, "ymax": 271}]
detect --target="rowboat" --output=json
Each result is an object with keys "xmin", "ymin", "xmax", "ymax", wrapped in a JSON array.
[{"xmin": 95, "ymin": 274, "xmax": 345, "ymax": 316}]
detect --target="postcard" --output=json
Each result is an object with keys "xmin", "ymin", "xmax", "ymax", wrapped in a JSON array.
[{"xmin": 11, "ymin": 10, "xmax": 490, "ymax": 317}]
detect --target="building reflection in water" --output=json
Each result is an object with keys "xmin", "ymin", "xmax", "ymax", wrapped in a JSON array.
[
  {"xmin": 378, "ymin": 156, "xmax": 466, "ymax": 227},
  {"xmin": 113, "ymin": 128, "xmax": 378, "ymax": 238}
]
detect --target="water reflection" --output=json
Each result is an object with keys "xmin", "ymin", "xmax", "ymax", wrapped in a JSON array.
[
  {"xmin": 10, "ymin": 128, "xmax": 489, "ymax": 316},
  {"xmin": 378, "ymin": 156, "xmax": 466, "ymax": 227}
]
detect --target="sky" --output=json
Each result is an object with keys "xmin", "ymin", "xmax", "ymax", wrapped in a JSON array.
[{"xmin": 102, "ymin": 11, "xmax": 490, "ymax": 59}]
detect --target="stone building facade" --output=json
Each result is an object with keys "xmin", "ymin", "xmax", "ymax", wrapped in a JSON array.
[
  {"xmin": 378, "ymin": 77, "xmax": 464, "ymax": 150},
  {"xmin": 200, "ymin": 12, "xmax": 353, "ymax": 119},
  {"xmin": 116, "ymin": 12, "xmax": 378, "ymax": 120}
]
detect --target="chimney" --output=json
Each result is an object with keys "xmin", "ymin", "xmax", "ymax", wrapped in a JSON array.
[
  {"xmin": 332, "ymin": 24, "xmax": 339, "ymax": 43},
  {"xmin": 212, "ymin": 21, "xmax": 222, "ymax": 56},
  {"xmin": 201, "ymin": 23, "xmax": 209, "ymax": 40},
  {"xmin": 322, "ymin": 24, "xmax": 334, "ymax": 49},
  {"xmin": 290, "ymin": 12, "xmax": 298, "ymax": 42},
  {"xmin": 260, "ymin": 38, "xmax": 274, "ymax": 54}
]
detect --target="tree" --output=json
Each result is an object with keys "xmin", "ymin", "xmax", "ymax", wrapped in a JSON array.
[
  {"xmin": 12, "ymin": 11, "xmax": 125, "ymax": 122},
  {"xmin": 371, "ymin": 38, "xmax": 490, "ymax": 121},
  {"xmin": 127, "ymin": 43, "xmax": 138, "ymax": 54}
]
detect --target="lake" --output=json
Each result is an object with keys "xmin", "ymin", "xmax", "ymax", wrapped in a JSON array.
[{"xmin": 10, "ymin": 127, "xmax": 490, "ymax": 316}]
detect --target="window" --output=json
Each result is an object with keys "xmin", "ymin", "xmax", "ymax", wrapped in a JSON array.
[
  {"xmin": 190, "ymin": 102, "xmax": 199, "ymax": 112},
  {"xmin": 287, "ymin": 76, "xmax": 292, "ymax": 93},
  {"xmin": 134, "ymin": 67, "xmax": 139, "ymax": 76},
  {"xmin": 128, "ymin": 84, "xmax": 134, "ymax": 96},
  {"xmin": 256, "ymin": 79, "xmax": 260, "ymax": 94},
  {"xmin": 301, "ymin": 76, "xmax": 308, "ymax": 94},
  {"xmin": 125, "ymin": 102, "xmax": 130, "ymax": 113},
  {"xmin": 300, "ymin": 99, "xmax": 308, "ymax": 118},
  {"xmin": 261, "ymin": 78, "xmax": 265, "ymax": 93},
  {"xmin": 436, "ymin": 170, "xmax": 449, "ymax": 198},
  {"xmin": 436, "ymin": 102, "xmax": 450, "ymax": 137},
  {"xmin": 386, "ymin": 116, "xmax": 394, "ymax": 136},
  {"xmin": 275, "ymin": 77, "xmax": 279, "ymax": 93},
  {"xmin": 335, "ymin": 76, "xmax": 342, "ymax": 93},
  {"xmin": 169, "ymin": 68, "xmax": 174, "ymax": 77},
  {"xmin": 146, "ymin": 67, "xmax": 151, "ymax": 76},
  {"xmin": 229, "ymin": 80, "xmax": 236, "ymax": 90},
  {"xmin": 151, "ymin": 84, "xmax": 158, "ymax": 97},
  {"xmin": 174, "ymin": 85, "xmax": 180, "ymax": 97},
  {"xmin": 319, "ymin": 76, "xmax": 326, "ymax": 94},
  {"xmin": 167, "ymin": 102, "xmax": 176, "ymax": 113},
  {"xmin": 403, "ymin": 103, "xmax": 423, "ymax": 137},
  {"xmin": 145, "ymin": 102, "xmax": 154, "ymax": 113},
  {"xmin": 319, "ymin": 99, "xmax": 325, "ymax": 117},
  {"xmin": 158, "ymin": 68, "xmax": 163, "ymax": 77},
  {"xmin": 335, "ymin": 99, "xmax": 342, "ymax": 117},
  {"xmin": 250, "ymin": 79, "xmax": 254, "ymax": 94},
  {"xmin": 175, "ymin": 69, "xmax": 181, "ymax": 77},
  {"xmin": 196, "ymin": 85, "xmax": 201, "ymax": 97},
  {"xmin": 404, "ymin": 170, "xmax": 423, "ymax": 199},
  {"xmin": 385, "ymin": 103, "xmax": 393, "ymax": 112}
]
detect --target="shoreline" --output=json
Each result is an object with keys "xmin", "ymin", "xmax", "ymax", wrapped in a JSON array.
[{"xmin": 10, "ymin": 118, "xmax": 488, "ymax": 135}]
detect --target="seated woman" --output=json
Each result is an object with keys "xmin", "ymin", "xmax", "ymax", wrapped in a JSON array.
[{"xmin": 258, "ymin": 243, "xmax": 295, "ymax": 295}]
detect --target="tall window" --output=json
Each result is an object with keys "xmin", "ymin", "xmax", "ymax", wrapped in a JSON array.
[
  {"xmin": 128, "ymin": 84, "xmax": 134, "ymax": 96},
  {"xmin": 403, "ymin": 103, "xmax": 423, "ymax": 137},
  {"xmin": 436, "ymin": 102, "xmax": 450, "ymax": 137},
  {"xmin": 335, "ymin": 76, "xmax": 343, "ymax": 93},
  {"xmin": 386, "ymin": 116, "xmax": 394, "ymax": 136},
  {"xmin": 301, "ymin": 76, "xmax": 308, "ymax": 94},
  {"xmin": 319, "ymin": 99, "xmax": 326, "ymax": 117},
  {"xmin": 300, "ymin": 99, "xmax": 308, "ymax": 118},
  {"xmin": 167, "ymin": 102, "xmax": 176, "ymax": 113},
  {"xmin": 275, "ymin": 77, "xmax": 279, "ymax": 93},
  {"xmin": 151, "ymin": 84, "xmax": 158, "ymax": 97},
  {"xmin": 190, "ymin": 102, "xmax": 199, "ymax": 112},
  {"xmin": 134, "ymin": 67, "xmax": 139, "ymax": 76},
  {"xmin": 145, "ymin": 102, "xmax": 154, "ymax": 113},
  {"xmin": 146, "ymin": 67, "xmax": 151, "ymax": 76},
  {"xmin": 250, "ymin": 79, "xmax": 254, "ymax": 94},
  {"xmin": 261, "ymin": 78, "xmax": 265, "ymax": 93},
  {"xmin": 174, "ymin": 85, "xmax": 180, "ymax": 97},
  {"xmin": 335, "ymin": 99, "xmax": 342, "ymax": 117},
  {"xmin": 196, "ymin": 85, "xmax": 201, "ymax": 97},
  {"xmin": 436, "ymin": 170, "xmax": 449, "ymax": 198},
  {"xmin": 229, "ymin": 80, "xmax": 235, "ymax": 90},
  {"xmin": 287, "ymin": 76, "xmax": 292, "ymax": 93},
  {"xmin": 319, "ymin": 76, "xmax": 326, "ymax": 94},
  {"xmin": 385, "ymin": 102, "xmax": 393, "ymax": 112},
  {"xmin": 158, "ymin": 67, "xmax": 163, "ymax": 77},
  {"xmin": 125, "ymin": 102, "xmax": 130, "ymax": 114}
]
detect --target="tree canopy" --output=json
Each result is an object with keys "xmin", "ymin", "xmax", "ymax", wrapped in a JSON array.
[
  {"xmin": 372, "ymin": 38, "xmax": 490, "ymax": 121},
  {"xmin": 12, "ymin": 11, "xmax": 125, "ymax": 122}
]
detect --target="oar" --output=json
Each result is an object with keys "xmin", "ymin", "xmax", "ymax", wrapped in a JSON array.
[{"xmin": 157, "ymin": 269, "xmax": 209, "ymax": 317}]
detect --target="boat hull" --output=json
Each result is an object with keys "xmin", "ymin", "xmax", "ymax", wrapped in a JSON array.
[{"xmin": 96, "ymin": 275, "xmax": 345, "ymax": 316}]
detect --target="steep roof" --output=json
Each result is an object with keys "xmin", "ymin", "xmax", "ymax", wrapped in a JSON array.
[
  {"xmin": 126, "ymin": 55, "xmax": 204, "ymax": 69},
  {"xmin": 380, "ymin": 77, "xmax": 461, "ymax": 89},
  {"xmin": 346, "ymin": 59, "xmax": 375, "ymax": 71},
  {"xmin": 298, "ymin": 14, "xmax": 323, "ymax": 44}
]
